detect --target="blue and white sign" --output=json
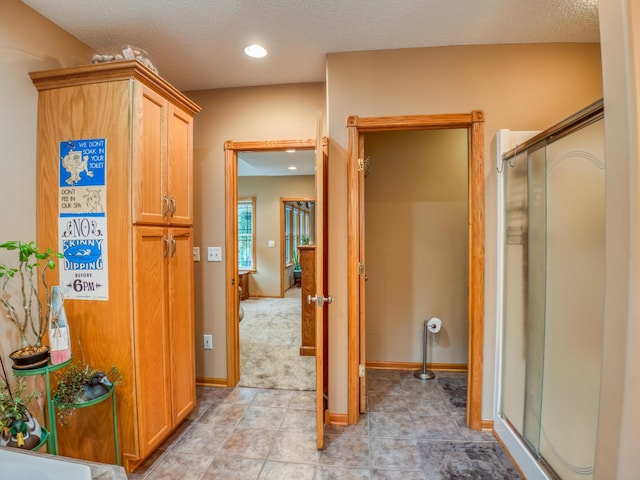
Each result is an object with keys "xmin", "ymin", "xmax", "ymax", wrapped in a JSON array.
[{"xmin": 58, "ymin": 139, "xmax": 109, "ymax": 300}]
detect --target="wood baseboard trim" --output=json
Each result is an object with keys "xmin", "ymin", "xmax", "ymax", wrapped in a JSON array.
[
  {"xmin": 124, "ymin": 454, "xmax": 140, "ymax": 474},
  {"xmin": 327, "ymin": 411, "xmax": 348, "ymax": 426},
  {"xmin": 299, "ymin": 346, "xmax": 316, "ymax": 356},
  {"xmin": 481, "ymin": 419, "xmax": 494, "ymax": 432},
  {"xmin": 366, "ymin": 361, "xmax": 468, "ymax": 372},
  {"xmin": 196, "ymin": 376, "xmax": 228, "ymax": 387}
]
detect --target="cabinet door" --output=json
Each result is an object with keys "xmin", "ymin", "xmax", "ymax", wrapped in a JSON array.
[
  {"xmin": 167, "ymin": 106, "xmax": 193, "ymax": 226},
  {"xmin": 133, "ymin": 226, "xmax": 172, "ymax": 457},
  {"xmin": 168, "ymin": 228, "xmax": 196, "ymax": 423},
  {"xmin": 133, "ymin": 85, "xmax": 168, "ymax": 225}
]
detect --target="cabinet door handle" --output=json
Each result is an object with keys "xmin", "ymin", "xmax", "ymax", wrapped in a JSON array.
[
  {"xmin": 169, "ymin": 195, "xmax": 177, "ymax": 217},
  {"xmin": 162, "ymin": 196, "xmax": 170, "ymax": 218},
  {"xmin": 163, "ymin": 236, "xmax": 170, "ymax": 257},
  {"xmin": 171, "ymin": 236, "xmax": 177, "ymax": 257}
]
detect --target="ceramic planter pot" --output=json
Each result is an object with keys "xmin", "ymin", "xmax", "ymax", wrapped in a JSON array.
[{"xmin": 9, "ymin": 345, "xmax": 50, "ymax": 370}]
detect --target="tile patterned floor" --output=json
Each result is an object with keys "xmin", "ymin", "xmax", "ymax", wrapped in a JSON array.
[{"xmin": 128, "ymin": 370, "xmax": 522, "ymax": 479}]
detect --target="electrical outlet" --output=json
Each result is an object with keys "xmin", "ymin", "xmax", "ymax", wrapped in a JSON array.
[
  {"xmin": 193, "ymin": 246, "xmax": 200, "ymax": 262},
  {"xmin": 203, "ymin": 334, "xmax": 213, "ymax": 350}
]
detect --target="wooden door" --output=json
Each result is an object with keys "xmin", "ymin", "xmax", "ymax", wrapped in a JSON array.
[
  {"xmin": 168, "ymin": 227, "xmax": 196, "ymax": 423},
  {"xmin": 315, "ymin": 137, "xmax": 329, "ymax": 448},
  {"xmin": 357, "ymin": 134, "xmax": 367, "ymax": 413},
  {"xmin": 133, "ymin": 85, "xmax": 168, "ymax": 225},
  {"xmin": 168, "ymin": 105, "xmax": 193, "ymax": 226},
  {"xmin": 133, "ymin": 226, "xmax": 172, "ymax": 457}
]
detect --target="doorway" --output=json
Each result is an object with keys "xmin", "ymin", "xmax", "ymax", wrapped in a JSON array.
[
  {"xmin": 224, "ymin": 137, "xmax": 329, "ymax": 447},
  {"xmin": 282, "ymin": 198, "xmax": 315, "ymax": 295},
  {"xmin": 225, "ymin": 139, "xmax": 316, "ymax": 383},
  {"xmin": 346, "ymin": 112, "xmax": 485, "ymax": 430}
]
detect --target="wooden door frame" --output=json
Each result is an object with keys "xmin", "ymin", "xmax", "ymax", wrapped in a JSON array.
[
  {"xmin": 224, "ymin": 138, "xmax": 316, "ymax": 386},
  {"xmin": 346, "ymin": 112, "xmax": 485, "ymax": 430}
]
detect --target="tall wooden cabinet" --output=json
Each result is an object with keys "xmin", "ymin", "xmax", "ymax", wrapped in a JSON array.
[{"xmin": 31, "ymin": 61, "xmax": 200, "ymax": 472}]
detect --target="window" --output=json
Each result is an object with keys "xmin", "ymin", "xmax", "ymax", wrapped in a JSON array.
[
  {"xmin": 284, "ymin": 201, "xmax": 312, "ymax": 265},
  {"xmin": 238, "ymin": 197, "xmax": 256, "ymax": 270},
  {"xmin": 285, "ymin": 204, "xmax": 292, "ymax": 264}
]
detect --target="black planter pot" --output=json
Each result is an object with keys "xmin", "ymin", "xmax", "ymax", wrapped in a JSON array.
[{"xmin": 9, "ymin": 345, "xmax": 50, "ymax": 370}]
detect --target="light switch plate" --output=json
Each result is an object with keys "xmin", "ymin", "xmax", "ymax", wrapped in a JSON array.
[{"xmin": 193, "ymin": 247, "xmax": 200, "ymax": 262}]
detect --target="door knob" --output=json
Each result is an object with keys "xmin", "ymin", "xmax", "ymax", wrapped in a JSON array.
[{"xmin": 307, "ymin": 294, "xmax": 333, "ymax": 307}]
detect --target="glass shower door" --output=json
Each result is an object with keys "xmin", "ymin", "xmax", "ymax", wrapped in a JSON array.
[
  {"xmin": 500, "ymin": 112, "xmax": 605, "ymax": 480},
  {"xmin": 538, "ymin": 119, "xmax": 605, "ymax": 479}
]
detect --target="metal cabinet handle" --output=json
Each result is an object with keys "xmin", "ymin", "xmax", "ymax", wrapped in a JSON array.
[
  {"xmin": 169, "ymin": 195, "xmax": 177, "ymax": 217},
  {"xmin": 163, "ymin": 236, "xmax": 169, "ymax": 257},
  {"xmin": 171, "ymin": 236, "xmax": 177, "ymax": 257},
  {"xmin": 162, "ymin": 196, "xmax": 170, "ymax": 218}
]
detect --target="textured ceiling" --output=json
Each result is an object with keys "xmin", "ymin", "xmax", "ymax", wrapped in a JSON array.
[{"xmin": 22, "ymin": 0, "xmax": 599, "ymax": 92}]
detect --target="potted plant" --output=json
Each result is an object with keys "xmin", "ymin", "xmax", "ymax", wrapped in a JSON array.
[
  {"xmin": 292, "ymin": 236, "xmax": 309, "ymax": 286},
  {"xmin": 0, "ymin": 240, "xmax": 64, "ymax": 367},
  {"xmin": 292, "ymin": 248, "xmax": 302, "ymax": 285},
  {"xmin": 54, "ymin": 362, "xmax": 121, "ymax": 425},
  {"xmin": 0, "ymin": 357, "xmax": 42, "ymax": 449}
]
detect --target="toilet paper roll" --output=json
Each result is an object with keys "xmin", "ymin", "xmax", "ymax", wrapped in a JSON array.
[{"xmin": 427, "ymin": 317, "xmax": 442, "ymax": 333}]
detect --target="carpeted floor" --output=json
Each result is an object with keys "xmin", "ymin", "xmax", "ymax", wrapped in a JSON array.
[{"xmin": 238, "ymin": 288, "xmax": 316, "ymax": 390}]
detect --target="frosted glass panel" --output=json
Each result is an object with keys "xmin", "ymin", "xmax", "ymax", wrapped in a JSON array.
[
  {"xmin": 501, "ymin": 151, "xmax": 528, "ymax": 433},
  {"xmin": 539, "ymin": 120, "xmax": 605, "ymax": 479},
  {"xmin": 500, "ymin": 116, "xmax": 604, "ymax": 479},
  {"xmin": 523, "ymin": 147, "xmax": 546, "ymax": 452}
]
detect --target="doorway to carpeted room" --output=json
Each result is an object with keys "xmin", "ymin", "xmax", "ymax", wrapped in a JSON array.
[{"xmin": 238, "ymin": 287, "xmax": 315, "ymax": 390}]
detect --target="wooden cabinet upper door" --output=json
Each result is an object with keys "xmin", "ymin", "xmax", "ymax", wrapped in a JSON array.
[
  {"xmin": 168, "ymin": 227, "xmax": 196, "ymax": 423},
  {"xmin": 133, "ymin": 226, "xmax": 172, "ymax": 458},
  {"xmin": 133, "ymin": 85, "xmax": 168, "ymax": 225},
  {"xmin": 167, "ymin": 105, "xmax": 193, "ymax": 226}
]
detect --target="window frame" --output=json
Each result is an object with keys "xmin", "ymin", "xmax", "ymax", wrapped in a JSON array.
[
  {"xmin": 238, "ymin": 196, "xmax": 256, "ymax": 272},
  {"xmin": 283, "ymin": 200, "xmax": 312, "ymax": 267}
]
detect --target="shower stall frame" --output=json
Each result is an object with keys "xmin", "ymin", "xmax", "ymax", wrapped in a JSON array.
[{"xmin": 493, "ymin": 99, "xmax": 605, "ymax": 480}]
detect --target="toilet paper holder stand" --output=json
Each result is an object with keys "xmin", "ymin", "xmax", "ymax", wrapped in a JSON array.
[{"xmin": 414, "ymin": 317, "xmax": 441, "ymax": 381}]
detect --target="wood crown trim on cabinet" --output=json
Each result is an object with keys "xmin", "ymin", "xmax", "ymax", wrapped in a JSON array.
[{"xmin": 30, "ymin": 60, "xmax": 201, "ymax": 116}]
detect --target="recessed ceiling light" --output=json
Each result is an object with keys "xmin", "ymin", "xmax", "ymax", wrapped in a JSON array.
[
  {"xmin": 288, "ymin": 166, "xmax": 297, "ymax": 170},
  {"xmin": 244, "ymin": 44, "xmax": 267, "ymax": 58}
]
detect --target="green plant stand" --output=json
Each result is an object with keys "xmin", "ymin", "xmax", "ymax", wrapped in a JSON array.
[
  {"xmin": 12, "ymin": 357, "xmax": 72, "ymax": 455},
  {"xmin": 32, "ymin": 427, "xmax": 49, "ymax": 451},
  {"xmin": 53, "ymin": 385, "xmax": 120, "ymax": 465}
]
